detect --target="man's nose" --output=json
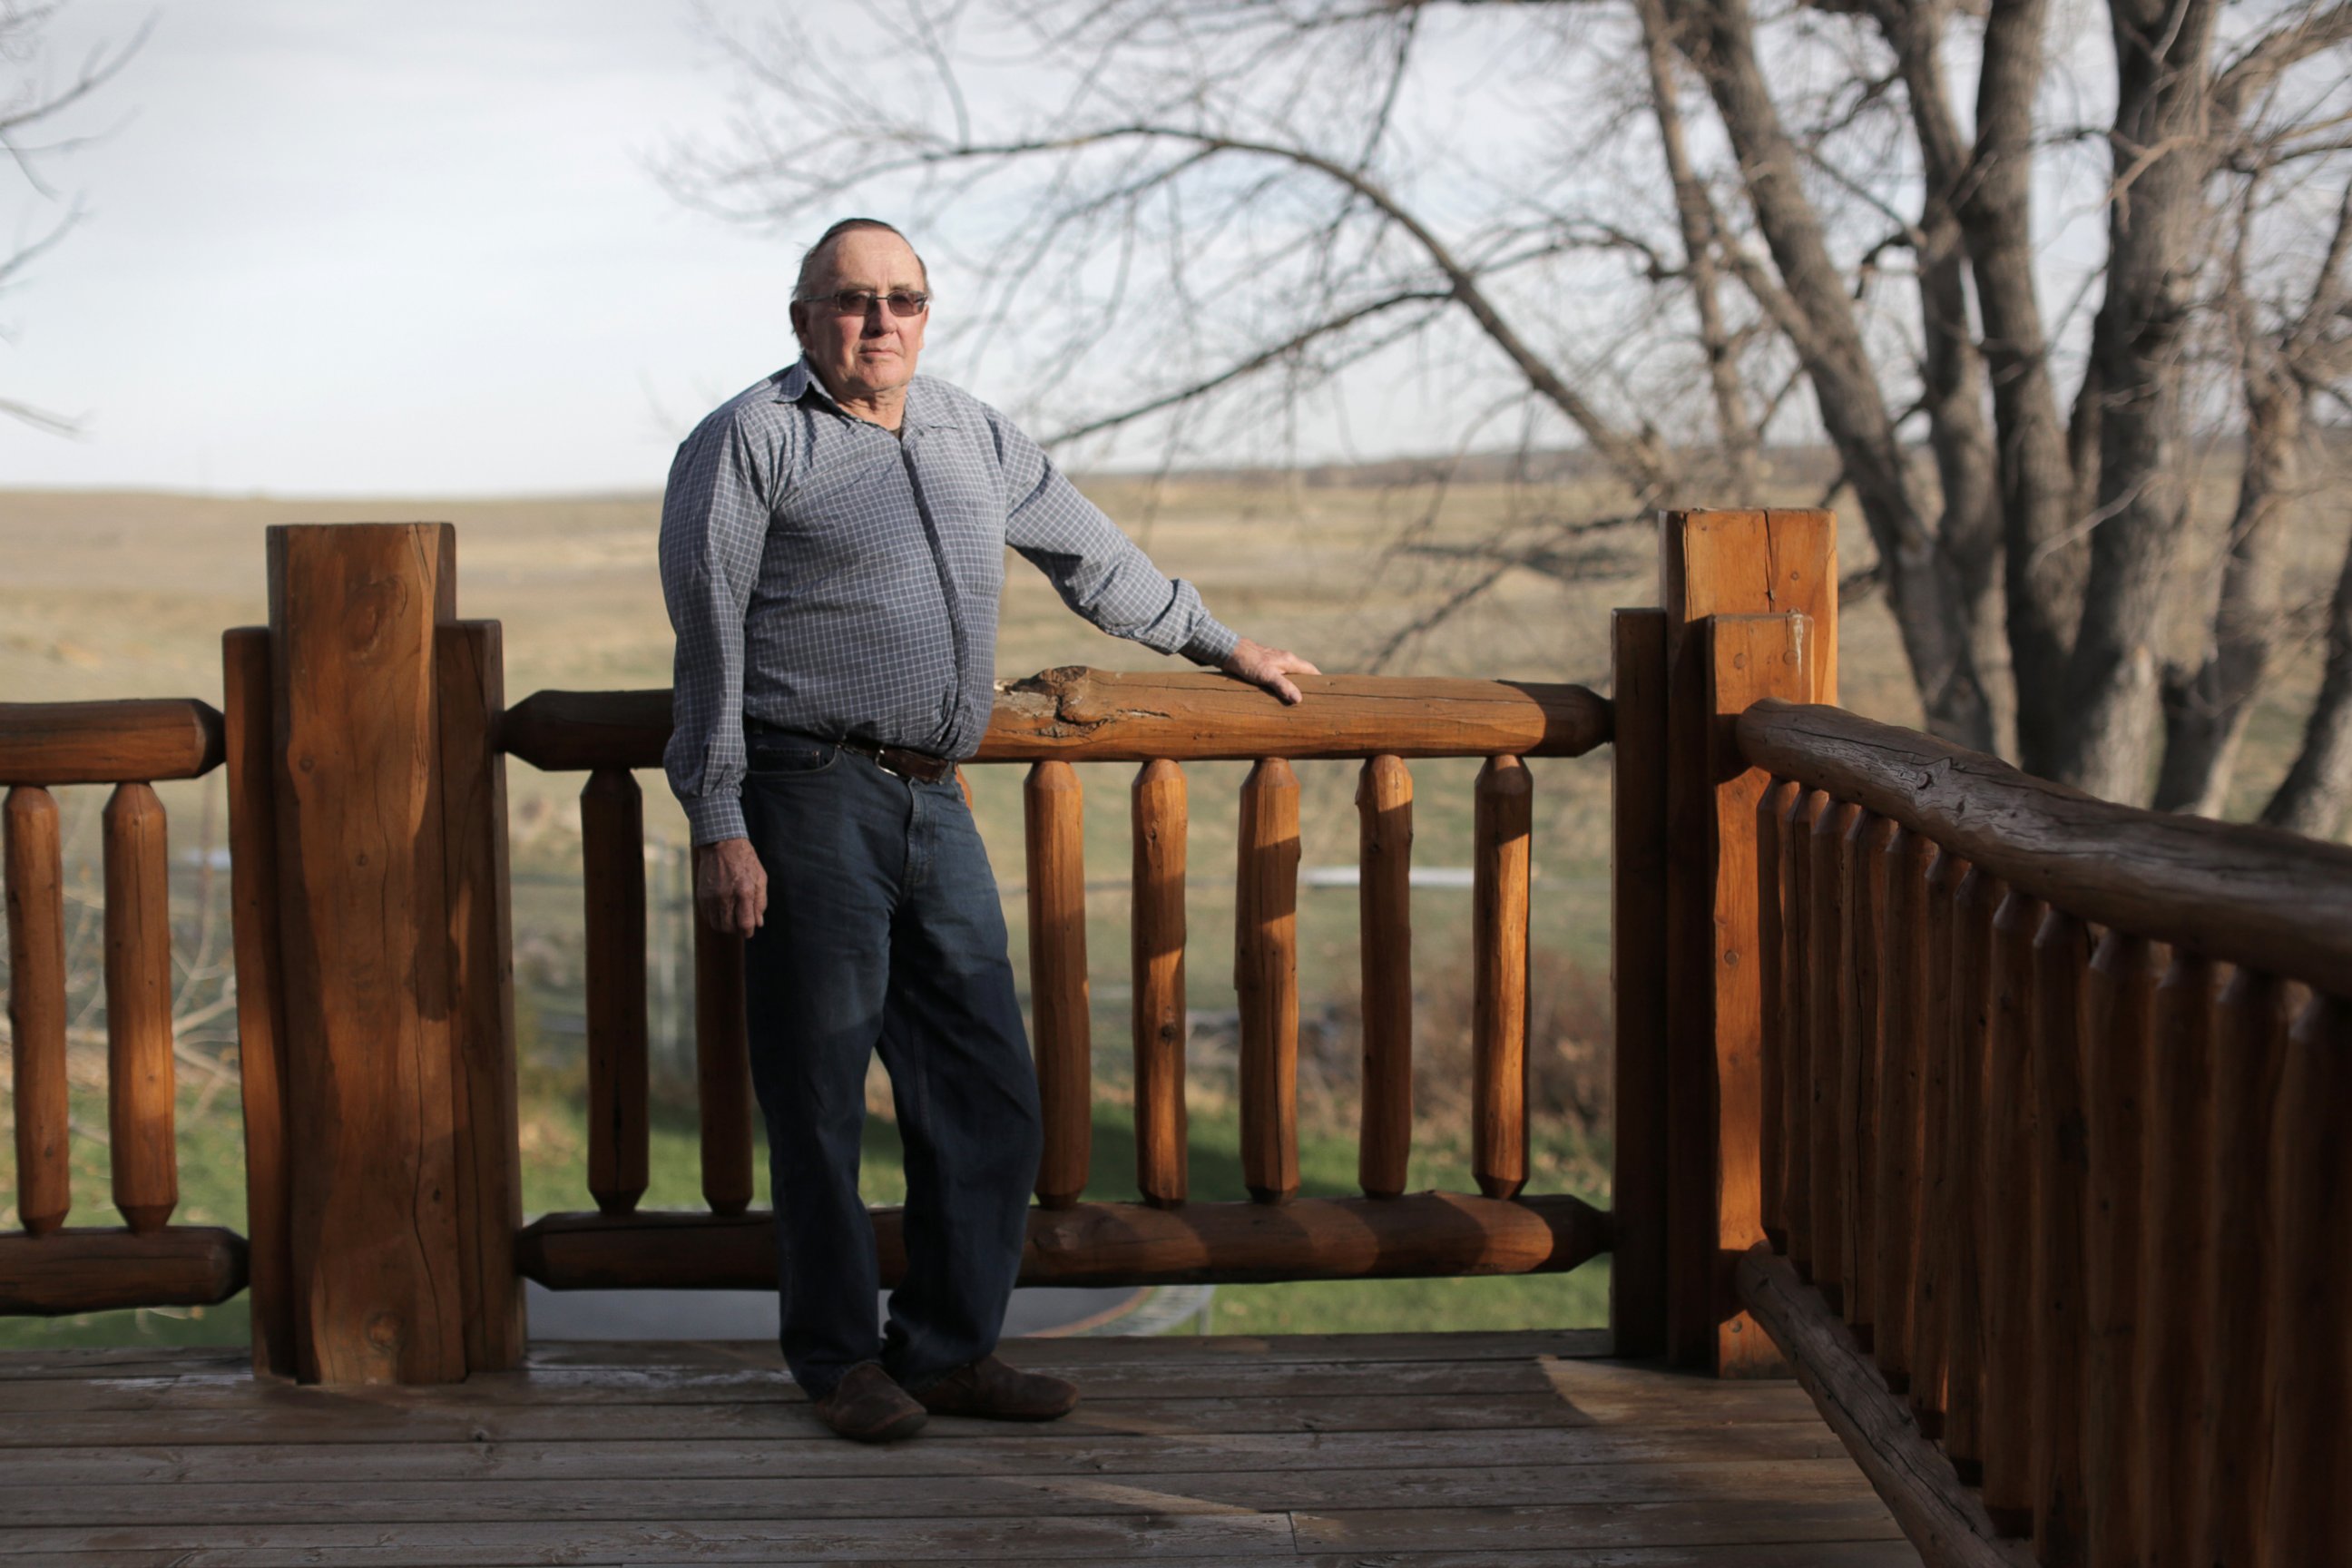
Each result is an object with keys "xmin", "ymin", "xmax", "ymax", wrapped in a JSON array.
[{"xmin": 860, "ymin": 299, "xmax": 891, "ymax": 334}]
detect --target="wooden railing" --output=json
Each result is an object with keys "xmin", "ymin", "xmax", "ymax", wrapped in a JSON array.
[
  {"xmin": 496, "ymin": 670, "xmax": 1619, "ymax": 1295},
  {"xmin": 1730, "ymin": 696, "xmax": 2352, "ymax": 1567},
  {"xmin": 0, "ymin": 698, "xmax": 247, "ymax": 1317}
]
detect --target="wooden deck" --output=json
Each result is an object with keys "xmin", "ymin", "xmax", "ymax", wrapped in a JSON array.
[{"xmin": 0, "ymin": 1329, "xmax": 1919, "ymax": 1565}]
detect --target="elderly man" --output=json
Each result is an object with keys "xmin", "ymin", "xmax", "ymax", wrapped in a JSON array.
[{"xmin": 660, "ymin": 218, "xmax": 1315, "ymax": 1443}]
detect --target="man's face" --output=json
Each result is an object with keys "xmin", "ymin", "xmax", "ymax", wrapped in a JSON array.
[{"xmin": 789, "ymin": 228, "xmax": 928, "ymax": 408}]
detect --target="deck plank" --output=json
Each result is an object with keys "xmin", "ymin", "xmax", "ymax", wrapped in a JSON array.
[{"xmin": 0, "ymin": 1331, "xmax": 1918, "ymax": 1564}]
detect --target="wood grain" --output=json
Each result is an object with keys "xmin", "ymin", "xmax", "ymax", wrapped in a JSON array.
[
  {"xmin": 220, "ymin": 626, "xmax": 293, "ymax": 1376},
  {"xmin": 1979, "ymin": 888, "xmax": 2043, "ymax": 1533},
  {"xmin": 1941, "ymin": 867, "xmax": 2003, "ymax": 1480},
  {"xmin": 2201, "ymin": 965, "xmax": 2287, "ymax": 1568},
  {"xmin": 515, "ymin": 1192, "xmax": 1611, "ymax": 1290},
  {"xmin": 267, "ymin": 522, "xmax": 466, "ymax": 1385},
  {"xmin": 2138, "ymin": 951, "xmax": 2215, "ymax": 1568},
  {"xmin": 1356, "ymin": 754, "xmax": 1413, "ymax": 1200},
  {"xmin": 1735, "ymin": 700, "xmax": 2352, "ymax": 991},
  {"xmin": 2080, "ymin": 931, "xmax": 2153, "ymax": 1568},
  {"xmin": 1024, "ymin": 760, "xmax": 1091, "ymax": 1211},
  {"xmin": 1757, "ymin": 777, "xmax": 1800, "ymax": 1252},
  {"xmin": 2028, "ymin": 906, "xmax": 2089, "ymax": 1568},
  {"xmin": 580, "ymin": 766, "xmax": 649, "ymax": 1219},
  {"xmin": 1737, "ymin": 1247, "xmax": 2034, "ymax": 1568},
  {"xmin": 103, "ymin": 780, "xmax": 178, "ymax": 1235},
  {"xmin": 1473, "ymin": 754, "xmax": 1533, "ymax": 1201},
  {"xmin": 0, "ymin": 697, "xmax": 223, "ymax": 785},
  {"xmin": 1132, "ymin": 760, "xmax": 1189, "ymax": 1209},
  {"xmin": 1235, "ymin": 758, "xmax": 1300, "ymax": 1205},
  {"xmin": 1871, "ymin": 826, "xmax": 1931, "ymax": 1395},
  {"xmin": 436, "ymin": 620, "xmax": 524, "ymax": 1372},
  {"xmin": 1609, "ymin": 608, "xmax": 1671, "ymax": 1358},
  {"xmin": 4, "ymin": 785, "xmax": 70, "ymax": 1236},
  {"xmin": 691, "ymin": 919, "xmax": 753, "ymax": 1217},
  {"xmin": 500, "ymin": 671, "xmax": 1612, "ymax": 770},
  {"xmin": 2267, "ymin": 991, "xmax": 2350, "ymax": 1564},
  {"xmin": 0, "ymin": 1228, "xmax": 246, "ymax": 1315}
]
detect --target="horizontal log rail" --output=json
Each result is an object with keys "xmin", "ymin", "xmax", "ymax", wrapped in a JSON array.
[
  {"xmin": 3, "ymin": 701, "xmax": 232, "ymax": 1323},
  {"xmin": 1739, "ymin": 681, "xmax": 2352, "ymax": 1565},
  {"xmin": 1735, "ymin": 698, "xmax": 2352, "ymax": 993},
  {"xmin": 499, "ymin": 669, "xmax": 1612, "ymax": 770},
  {"xmin": 516, "ymin": 1193, "xmax": 1608, "ymax": 1292}
]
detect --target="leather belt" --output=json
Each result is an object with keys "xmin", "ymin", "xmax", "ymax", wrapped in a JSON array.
[
  {"xmin": 838, "ymin": 737, "xmax": 955, "ymax": 784},
  {"xmin": 745, "ymin": 719, "xmax": 954, "ymax": 784}
]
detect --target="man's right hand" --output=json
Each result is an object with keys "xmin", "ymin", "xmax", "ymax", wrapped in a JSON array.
[{"xmin": 696, "ymin": 838, "xmax": 769, "ymax": 938}]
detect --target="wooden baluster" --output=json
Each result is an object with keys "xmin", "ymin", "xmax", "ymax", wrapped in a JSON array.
[
  {"xmin": 581, "ymin": 767, "xmax": 649, "ymax": 1216},
  {"xmin": 1783, "ymin": 789, "xmax": 1828, "ymax": 1279},
  {"xmin": 1872, "ymin": 825, "xmax": 1931, "ymax": 1395},
  {"xmin": 2139, "ymin": 951, "xmax": 2216, "ymax": 1568},
  {"xmin": 5, "ymin": 786, "xmax": 70, "ymax": 1235},
  {"xmin": 1609, "ymin": 607, "xmax": 1670, "ymax": 1357},
  {"xmin": 1356, "ymin": 755, "xmax": 1412, "ymax": 1200},
  {"xmin": 2268, "ymin": 991, "xmax": 2350, "ymax": 1563},
  {"xmin": 1840, "ymin": 809, "xmax": 1893, "ymax": 1345},
  {"xmin": 1473, "ymin": 755, "xmax": 1532, "ymax": 1200},
  {"xmin": 1910, "ymin": 847, "xmax": 1965, "ymax": 1436},
  {"xmin": 2031, "ymin": 907, "xmax": 2092, "ymax": 1567},
  {"xmin": 1236, "ymin": 758, "xmax": 1300, "ymax": 1204},
  {"xmin": 1132, "ymin": 760, "xmax": 1189, "ymax": 1209},
  {"xmin": 1757, "ymin": 778, "xmax": 1799, "ymax": 1251},
  {"xmin": 2082, "ymin": 931, "xmax": 2154, "ymax": 1568},
  {"xmin": 693, "ymin": 921, "xmax": 753, "ymax": 1216},
  {"xmin": 1943, "ymin": 867, "xmax": 2003, "ymax": 1484},
  {"xmin": 2202, "ymin": 965, "xmax": 2288, "ymax": 1568},
  {"xmin": 1982, "ymin": 887, "xmax": 2046, "ymax": 1535},
  {"xmin": 1808, "ymin": 799, "xmax": 1858, "ymax": 1311},
  {"xmin": 103, "ymin": 782, "xmax": 178, "ymax": 1234},
  {"xmin": 1025, "ymin": 760, "xmax": 1091, "ymax": 1211}
]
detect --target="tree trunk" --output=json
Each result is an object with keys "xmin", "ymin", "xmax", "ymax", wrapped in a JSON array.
[
  {"xmin": 1885, "ymin": 0, "xmax": 2012, "ymax": 758},
  {"xmin": 2262, "ymin": 520, "xmax": 2352, "ymax": 839},
  {"xmin": 1956, "ymin": 0, "xmax": 2085, "ymax": 777},
  {"xmin": 2053, "ymin": 0, "xmax": 2222, "ymax": 802},
  {"xmin": 1672, "ymin": 0, "xmax": 1996, "ymax": 750},
  {"xmin": 2152, "ymin": 367, "xmax": 2298, "ymax": 815}
]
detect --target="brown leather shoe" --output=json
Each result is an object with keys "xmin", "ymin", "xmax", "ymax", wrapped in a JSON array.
[
  {"xmin": 812, "ymin": 1361, "xmax": 927, "ymax": 1444},
  {"xmin": 911, "ymin": 1354, "xmax": 1080, "ymax": 1421}
]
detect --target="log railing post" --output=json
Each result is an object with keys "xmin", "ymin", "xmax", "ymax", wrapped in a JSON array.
[
  {"xmin": 103, "ymin": 780, "xmax": 178, "ymax": 1236},
  {"xmin": 582, "ymin": 766, "xmax": 650, "ymax": 1218},
  {"xmin": 1472, "ymin": 755, "xmax": 1532, "ymax": 1200},
  {"xmin": 223, "ymin": 626, "xmax": 295, "ymax": 1377},
  {"xmin": 1657, "ymin": 507, "xmax": 1837, "ymax": 1376},
  {"xmin": 1236, "ymin": 757, "xmax": 1300, "ymax": 1205},
  {"xmin": 693, "ymin": 922, "xmax": 754, "ymax": 1217},
  {"xmin": 1756, "ymin": 775, "xmax": 1799, "ymax": 1256},
  {"xmin": 1609, "ymin": 608, "xmax": 1669, "ymax": 1357},
  {"xmin": 266, "ymin": 523, "xmax": 467, "ymax": 1384},
  {"xmin": 4, "ymin": 785, "xmax": 70, "ymax": 1238},
  {"xmin": 1025, "ymin": 760, "xmax": 1091, "ymax": 1210},
  {"xmin": 1132, "ymin": 760, "xmax": 1188, "ymax": 1209},
  {"xmin": 1356, "ymin": 755, "xmax": 1412, "ymax": 1201}
]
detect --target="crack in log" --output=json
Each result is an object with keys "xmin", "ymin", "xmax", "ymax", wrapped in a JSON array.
[{"xmin": 996, "ymin": 667, "xmax": 1176, "ymax": 735}]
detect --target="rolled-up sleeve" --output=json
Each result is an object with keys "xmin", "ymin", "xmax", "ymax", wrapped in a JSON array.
[
  {"xmin": 659, "ymin": 410, "xmax": 775, "ymax": 846},
  {"xmin": 992, "ymin": 411, "xmax": 1239, "ymax": 667}
]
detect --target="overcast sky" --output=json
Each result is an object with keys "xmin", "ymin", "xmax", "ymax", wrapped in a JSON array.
[{"xmin": 0, "ymin": 1, "xmax": 852, "ymax": 496}]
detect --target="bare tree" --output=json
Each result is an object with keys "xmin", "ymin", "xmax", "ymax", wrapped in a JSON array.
[
  {"xmin": 0, "ymin": 0, "xmax": 144, "ymax": 433},
  {"xmin": 671, "ymin": 0, "xmax": 2352, "ymax": 818}
]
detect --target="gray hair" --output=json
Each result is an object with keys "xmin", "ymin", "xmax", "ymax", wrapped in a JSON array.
[{"xmin": 793, "ymin": 218, "xmax": 930, "ymax": 299}]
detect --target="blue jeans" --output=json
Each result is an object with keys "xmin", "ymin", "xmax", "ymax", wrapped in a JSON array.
[{"xmin": 739, "ymin": 735, "xmax": 1043, "ymax": 1398}]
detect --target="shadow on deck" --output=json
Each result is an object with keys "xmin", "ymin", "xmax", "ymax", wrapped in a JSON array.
[{"xmin": 1, "ymin": 1329, "xmax": 1919, "ymax": 1565}]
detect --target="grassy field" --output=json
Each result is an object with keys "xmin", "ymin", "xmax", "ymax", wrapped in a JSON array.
[{"xmin": 0, "ymin": 459, "xmax": 2340, "ymax": 1349}]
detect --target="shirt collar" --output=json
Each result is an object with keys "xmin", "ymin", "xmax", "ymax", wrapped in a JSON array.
[{"xmin": 774, "ymin": 357, "xmax": 951, "ymax": 430}]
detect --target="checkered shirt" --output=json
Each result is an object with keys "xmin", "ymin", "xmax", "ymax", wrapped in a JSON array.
[{"xmin": 659, "ymin": 359, "xmax": 1240, "ymax": 845}]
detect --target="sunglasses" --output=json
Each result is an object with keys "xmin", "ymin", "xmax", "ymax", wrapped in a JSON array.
[{"xmin": 802, "ymin": 289, "xmax": 931, "ymax": 318}]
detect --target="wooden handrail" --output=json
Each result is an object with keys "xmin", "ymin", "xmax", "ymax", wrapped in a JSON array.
[
  {"xmin": 0, "ymin": 698, "xmax": 224, "ymax": 786},
  {"xmin": 1735, "ymin": 698, "xmax": 2352, "ymax": 992},
  {"xmin": 498, "ymin": 671, "xmax": 1611, "ymax": 770}
]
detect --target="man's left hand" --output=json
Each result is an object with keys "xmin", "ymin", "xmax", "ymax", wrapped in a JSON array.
[{"xmin": 1221, "ymin": 637, "xmax": 1319, "ymax": 704}]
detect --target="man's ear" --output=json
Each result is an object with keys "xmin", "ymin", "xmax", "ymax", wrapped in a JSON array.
[{"xmin": 788, "ymin": 300, "xmax": 808, "ymax": 349}]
